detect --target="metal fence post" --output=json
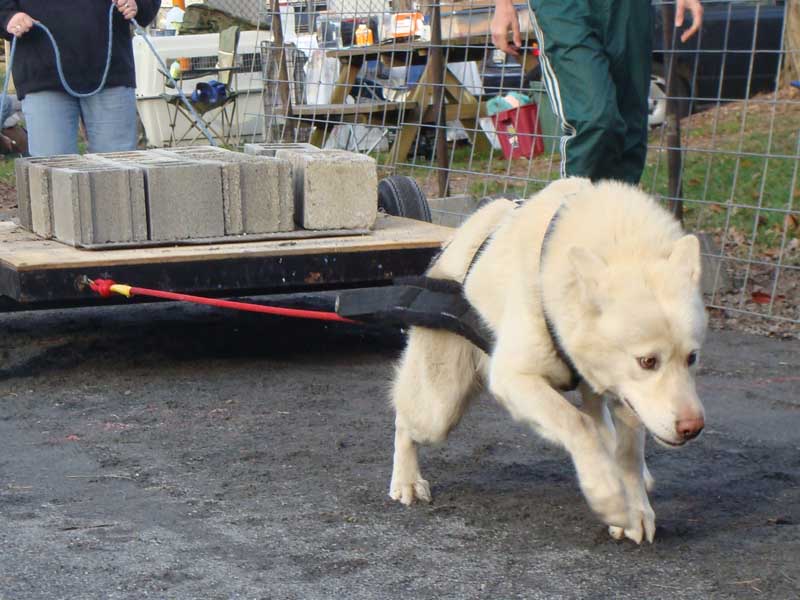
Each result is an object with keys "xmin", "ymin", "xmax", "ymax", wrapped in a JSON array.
[
  {"xmin": 430, "ymin": 2, "xmax": 450, "ymax": 198},
  {"xmin": 661, "ymin": 2, "xmax": 684, "ymax": 223}
]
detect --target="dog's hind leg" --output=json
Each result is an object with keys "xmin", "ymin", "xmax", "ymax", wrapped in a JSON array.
[{"xmin": 390, "ymin": 327, "xmax": 480, "ymax": 505}]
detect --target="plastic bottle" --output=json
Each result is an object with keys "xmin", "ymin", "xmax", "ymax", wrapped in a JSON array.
[{"xmin": 355, "ymin": 23, "xmax": 373, "ymax": 46}]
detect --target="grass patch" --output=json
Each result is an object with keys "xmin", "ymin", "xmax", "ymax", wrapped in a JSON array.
[
  {"xmin": 0, "ymin": 154, "xmax": 15, "ymax": 185},
  {"xmin": 643, "ymin": 101, "xmax": 799, "ymax": 254}
]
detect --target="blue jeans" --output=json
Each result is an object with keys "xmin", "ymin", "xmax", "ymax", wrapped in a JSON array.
[{"xmin": 21, "ymin": 86, "xmax": 138, "ymax": 156}]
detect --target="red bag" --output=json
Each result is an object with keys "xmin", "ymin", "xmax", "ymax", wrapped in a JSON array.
[{"xmin": 492, "ymin": 103, "xmax": 544, "ymax": 160}]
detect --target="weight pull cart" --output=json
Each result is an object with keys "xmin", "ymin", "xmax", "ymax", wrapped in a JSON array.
[{"xmin": 0, "ymin": 177, "xmax": 487, "ymax": 345}]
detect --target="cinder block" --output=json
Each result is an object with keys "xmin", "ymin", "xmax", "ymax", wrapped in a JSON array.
[
  {"xmin": 158, "ymin": 146, "xmax": 293, "ymax": 234},
  {"xmin": 284, "ymin": 150, "xmax": 378, "ymax": 230},
  {"xmin": 428, "ymin": 195, "xmax": 481, "ymax": 228},
  {"xmin": 697, "ymin": 232, "xmax": 733, "ymax": 295},
  {"xmin": 16, "ymin": 155, "xmax": 90, "ymax": 236},
  {"xmin": 89, "ymin": 151, "xmax": 225, "ymax": 241},
  {"xmin": 50, "ymin": 163, "xmax": 147, "ymax": 246},
  {"xmin": 244, "ymin": 142, "xmax": 320, "ymax": 158},
  {"xmin": 28, "ymin": 164, "xmax": 54, "ymax": 237},
  {"xmin": 14, "ymin": 159, "xmax": 32, "ymax": 230}
]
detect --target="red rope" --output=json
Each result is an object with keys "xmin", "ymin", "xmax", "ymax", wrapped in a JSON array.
[{"xmin": 88, "ymin": 278, "xmax": 356, "ymax": 324}]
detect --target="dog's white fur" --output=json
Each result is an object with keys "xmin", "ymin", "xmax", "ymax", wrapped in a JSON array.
[{"xmin": 389, "ymin": 178, "xmax": 708, "ymax": 543}]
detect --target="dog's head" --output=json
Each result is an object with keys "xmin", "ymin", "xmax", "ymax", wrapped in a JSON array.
[{"xmin": 567, "ymin": 234, "xmax": 708, "ymax": 447}]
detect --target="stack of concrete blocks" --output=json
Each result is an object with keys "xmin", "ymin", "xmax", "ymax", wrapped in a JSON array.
[
  {"xmin": 16, "ymin": 154, "xmax": 148, "ymax": 245},
  {"xmin": 269, "ymin": 146, "xmax": 378, "ymax": 231},
  {"xmin": 88, "ymin": 150, "xmax": 227, "ymax": 242},
  {"xmin": 16, "ymin": 144, "xmax": 380, "ymax": 246},
  {"xmin": 158, "ymin": 146, "xmax": 293, "ymax": 235}
]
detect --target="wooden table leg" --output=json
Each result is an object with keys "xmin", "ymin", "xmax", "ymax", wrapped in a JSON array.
[{"xmin": 388, "ymin": 52, "xmax": 436, "ymax": 165}]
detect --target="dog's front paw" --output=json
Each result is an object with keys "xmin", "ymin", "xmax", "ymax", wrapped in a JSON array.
[
  {"xmin": 608, "ymin": 505, "xmax": 656, "ymax": 544},
  {"xmin": 389, "ymin": 477, "xmax": 432, "ymax": 506},
  {"xmin": 574, "ymin": 454, "xmax": 629, "ymax": 528},
  {"xmin": 585, "ymin": 487, "xmax": 629, "ymax": 529},
  {"xmin": 579, "ymin": 465, "xmax": 629, "ymax": 528}
]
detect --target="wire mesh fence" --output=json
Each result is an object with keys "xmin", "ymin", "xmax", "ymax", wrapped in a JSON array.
[{"xmin": 169, "ymin": 0, "xmax": 798, "ymax": 332}]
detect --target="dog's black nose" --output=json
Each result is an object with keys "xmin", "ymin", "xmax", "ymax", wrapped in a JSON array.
[{"xmin": 676, "ymin": 417, "xmax": 704, "ymax": 441}]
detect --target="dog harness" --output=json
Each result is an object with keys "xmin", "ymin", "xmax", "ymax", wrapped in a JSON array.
[
  {"xmin": 539, "ymin": 204, "xmax": 583, "ymax": 390},
  {"xmin": 335, "ymin": 199, "xmax": 583, "ymax": 390}
]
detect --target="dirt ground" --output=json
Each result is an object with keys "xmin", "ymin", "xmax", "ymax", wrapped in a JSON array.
[
  {"xmin": 1, "ymin": 303, "xmax": 799, "ymax": 599},
  {"xmin": 0, "ymin": 178, "xmax": 16, "ymax": 216}
]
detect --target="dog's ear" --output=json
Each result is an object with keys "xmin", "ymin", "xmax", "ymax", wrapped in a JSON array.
[
  {"xmin": 568, "ymin": 246, "xmax": 607, "ymax": 312},
  {"xmin": 668, "ymin": 234, "xmax": 702, "ymax": 286}
]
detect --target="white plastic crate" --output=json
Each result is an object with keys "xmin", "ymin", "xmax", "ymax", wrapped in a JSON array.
[{"xmin": 134, "ymin": 30, "xmax": 270, "ymax": 147}]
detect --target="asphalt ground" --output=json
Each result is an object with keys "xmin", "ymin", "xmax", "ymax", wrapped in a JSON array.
[{"xmin": 1, "ymin": 303, "xmax": 798, "ymax": 599}]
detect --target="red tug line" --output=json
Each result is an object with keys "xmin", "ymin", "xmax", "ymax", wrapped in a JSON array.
[{"xmin": 86, "ymin": 278, "xmax": 357, "ymax": 324}]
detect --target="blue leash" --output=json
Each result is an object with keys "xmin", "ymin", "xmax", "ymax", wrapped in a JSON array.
[{"xmin": 1, "ymin": 3, "xmax": 217, "ymax": 146}]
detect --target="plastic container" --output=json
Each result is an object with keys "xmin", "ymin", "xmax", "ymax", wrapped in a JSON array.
[
  {"xmin": 492, "ymin": 103, "xmax": 543, "ymax": 160},
  {"xmin": 381, "ymin": 12, "xmax": 424, "ymax": 40},
  {"xmin": 528, "ymin": 81, "xmax": 560, "ymax": 155},
  {"xmin": 355, "ymin": 23, "xmax": 374, "ymax": 46},
  {"xmin": 316, "ymin": 13, "xmax": 342, "ymax": 48}
]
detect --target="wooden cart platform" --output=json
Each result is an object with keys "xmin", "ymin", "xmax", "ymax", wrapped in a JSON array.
[{"xmin": 0, "ymin": 215, "xmax": 452, "ymax": 311}]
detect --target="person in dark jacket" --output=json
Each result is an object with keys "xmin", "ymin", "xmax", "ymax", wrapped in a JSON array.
[{"xmin": 0, "ymin": 0, "xmax": 161, "ymax": 156}]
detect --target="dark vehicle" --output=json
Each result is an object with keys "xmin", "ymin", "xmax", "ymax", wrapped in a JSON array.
[{"xmin": 652, "ymin": 0, "xmax": 786, "ymax": 108}]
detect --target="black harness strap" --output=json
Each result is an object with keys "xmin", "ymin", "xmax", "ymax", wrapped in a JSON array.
[
  {"xmin": 335, "ymin": 277, "xmax": 495, "ymax": 354},
  {"xmin": 540, "ymin": 203, "xmax": 583, "ymax": 390}
]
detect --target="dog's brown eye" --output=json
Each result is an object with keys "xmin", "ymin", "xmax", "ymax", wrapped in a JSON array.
[
  {"xmin": 687, "ymin": 351, "xmax": 697, "ymax": 367},
  {"xmin": 637, "ymin": 356, "xmax": 658, "ymax": 370}
]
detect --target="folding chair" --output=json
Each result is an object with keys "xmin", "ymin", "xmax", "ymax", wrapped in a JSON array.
[{"xmin": 162, "ymin": 25, "xmax": 241, "ymax": 146}]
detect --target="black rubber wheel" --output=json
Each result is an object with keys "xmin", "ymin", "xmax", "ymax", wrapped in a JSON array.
[{"xmin": 377, "ymin": 175, "xmax": 432, "ymax": 222}]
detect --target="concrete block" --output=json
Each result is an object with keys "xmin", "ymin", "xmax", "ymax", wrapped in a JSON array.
[
  {"xmin": 158, "ymin": 146, "xmax": 293, "ymax": 234},
  {"xmin": 244, "ymin": 142, "xmax": 320, "ymax": 158},
  {"xmin": 284, "ymin": 150, "xmax": 378, "ymax": 230},
  {"xmin": 27, "ymin": 164, "xmax": 53, "ymax": 238},
  {"xmin": 89, "ymin": 151, "xmax": 225, "ymax": 241},
  {"xmin": 16, "ymin": 155, "xmax": 89, "ymax": 236},
  {"xmin": 14, "ymin": 159, "xmax": 32, "ymax": 231},
  {"xmin": 697, "ymin": 232, "xmax": 733, "ymax": 296},
  {"xmin": 50, "ymin": 163, "xmax": 147, "ymax": 246},
  {"xmin": 428, "ymin": 195, "xmax": 481, "ymax": 228}
]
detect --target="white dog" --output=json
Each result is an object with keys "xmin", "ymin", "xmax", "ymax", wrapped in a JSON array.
[{"xmin": 389, "ymin": 178, "xmax": 707, "ymax": 544}]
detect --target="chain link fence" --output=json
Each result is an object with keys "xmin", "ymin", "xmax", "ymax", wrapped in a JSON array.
[{"xmin": 178, "ymin": 0, "xmax": 798, "ymax": 334}]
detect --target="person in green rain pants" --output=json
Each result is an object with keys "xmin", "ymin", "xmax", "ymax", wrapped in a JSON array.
[{"xmin": 491, "ymin": 0, "xmax": 703, "ymax": 185}]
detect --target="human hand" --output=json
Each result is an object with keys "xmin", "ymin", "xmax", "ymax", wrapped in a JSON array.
[
  {"xmin": 6, "ymin": 12, "xmax": 35, "ymax": 38},
  {"xmin": 675, "ymin": 0, "xmax": 703, "ymax": 43},
  {"xmin": 114, "ymin": 0, "xmax": 139, "ymax": 21},
  {"xmin": 491, "ymin": 0, "xmax": 522, "ymax": 57}
]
